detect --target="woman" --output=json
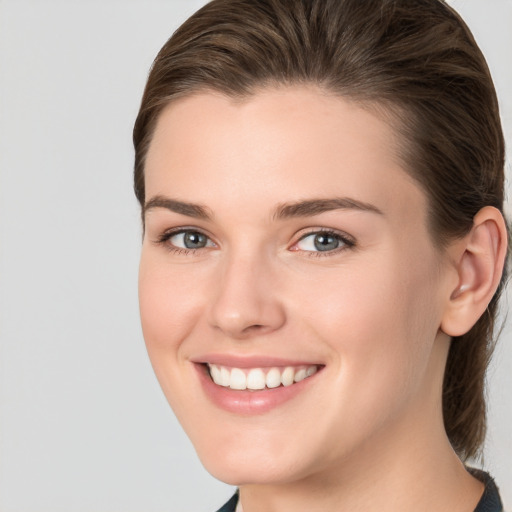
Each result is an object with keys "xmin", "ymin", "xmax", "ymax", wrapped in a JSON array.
[{"xmin": 133, "ymin": 0, "xmax": 509, "ymax": 510}]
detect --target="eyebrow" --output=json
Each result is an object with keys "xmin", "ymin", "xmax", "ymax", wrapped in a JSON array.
[
  {"xmin": 143, "ymin": 195, "xmax": 383, "ymax": 221},
  {"xmin": 143, "ymin": 195, "xmax": 213, "ymax": 220},
  {"xmin": 273, "ymin": 197, "xmax": 383, "ymax": 220}
]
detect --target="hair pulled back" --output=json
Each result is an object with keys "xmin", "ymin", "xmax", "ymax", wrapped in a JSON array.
[{"xmin": 133, "ymin": 0, "xmax": 508, "ymax": 460}]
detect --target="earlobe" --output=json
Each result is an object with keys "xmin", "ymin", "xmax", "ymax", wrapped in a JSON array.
[{"xmin": 441, "ymin": 206, "xmax": 508, "ymax": 337}]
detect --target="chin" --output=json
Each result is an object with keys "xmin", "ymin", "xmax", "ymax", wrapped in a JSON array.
[
  {"xmin": 191, "ymin": 429, "xmax": 324, "ymax": 486},
  {"xmin": 200, "ymin": 454, "xmax": 302, "ymax": 486}
]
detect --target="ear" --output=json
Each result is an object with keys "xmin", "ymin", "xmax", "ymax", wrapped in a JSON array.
[{"xmin": 441, "ymin": 206, "xmax": 508, "ymax": 337}]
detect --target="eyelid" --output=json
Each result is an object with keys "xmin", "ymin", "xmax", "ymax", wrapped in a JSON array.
[
  {"xmin": 154, "ymin": 226, "xmax": 217, "ymax": 252},
  {"xmin": 290, "ymin": 228, "xmax": 356, "ymax": 254}
]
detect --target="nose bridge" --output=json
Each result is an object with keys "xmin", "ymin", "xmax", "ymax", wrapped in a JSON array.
[{"xmin": 208, "ymin": 244, "xmax": 286, "ymax": 338}]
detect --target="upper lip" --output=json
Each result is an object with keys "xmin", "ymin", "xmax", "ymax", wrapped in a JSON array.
[{"xmin": 190, "ymin": 353, "xmax": 323, "ymax": 368}]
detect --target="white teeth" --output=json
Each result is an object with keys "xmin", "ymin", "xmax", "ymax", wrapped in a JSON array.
[
  {"xmin": 294, "ymin": 368, "xmax": 307, "ymax": 382},
  {"xmin": 281, "ymin": 366, "xmax": 295, "ymax": 387},
  {"xmin": 230, "ymin": 368, "xmax": 247, "ymax": 390},
  {"xmin": 210, "ymin": 364, "xmax": 221, "ymax": 383},
  {"xmin": 220, "ymin": 366, "xmax": 231, "ymax": 387},
  {"xmin": 266, "ymin": 367, "xmax": 282, "ymax": 388},
  {"xmin": 246, "ymin": 368, "xmax": 266, "ymax": 390},
  {"xmin": 306, "ymin": 366, "xmax": 318, "ymax": 377},
  {"xmin": 207, "ymin": 363, "xmax": 319, "ymax": 390}
]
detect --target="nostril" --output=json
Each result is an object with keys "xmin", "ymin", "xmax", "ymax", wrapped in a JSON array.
[{"xmin": 242, "ymin": 324, "xmax": 266, "ymax": 334}]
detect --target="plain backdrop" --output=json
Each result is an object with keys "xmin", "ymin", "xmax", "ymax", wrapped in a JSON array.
[{"xmin": 0, "ymin": 1, "xmax": 510, "ymax": 511}]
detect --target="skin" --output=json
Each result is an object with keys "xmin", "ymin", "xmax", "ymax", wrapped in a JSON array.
[{"xmin": 139, "ymin": 86, "xmax": 491, "ymax": 511}]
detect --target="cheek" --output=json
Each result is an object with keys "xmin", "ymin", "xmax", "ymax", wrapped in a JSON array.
[
  {"xmin": 138, "ymin": 254, "xmax": 207, "ymax": 356},
  {"xmin": 138, "ymin": 255, "xmax": 211, "ymax": 418},
  {"xmin": 291, "ymin": 253, "xmax": 442, "ymax": 388},
  {"xmin": 282, "ymin": 259, "xmax": 443, "ymax": 458}
]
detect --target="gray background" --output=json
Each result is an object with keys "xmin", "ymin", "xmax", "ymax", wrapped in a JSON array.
[{"xmin": 0, "ymin": 1, "xmax": 510, "ymax": 510}]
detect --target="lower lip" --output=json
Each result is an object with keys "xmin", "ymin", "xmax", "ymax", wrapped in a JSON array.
[{"xmin": 195, "ymin": 364, "xmax": 321, "ymax": 415}]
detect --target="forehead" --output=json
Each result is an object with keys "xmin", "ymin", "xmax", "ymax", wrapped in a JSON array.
[{"xmin": 144, "ymin": 86, "xmax": 427, "ymax": 226}]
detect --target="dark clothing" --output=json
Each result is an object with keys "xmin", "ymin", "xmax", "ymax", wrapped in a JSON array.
[
  {"xmin": 471, "ymin": 470, "xmax": 503, "ymax": 512},
  {"xmin": 215, "ymin": 471, "xmax": 503, "ymax": 512},
  {"xmin": 216, "ymin": 491, "xmax": 239, "ymax": 512}
]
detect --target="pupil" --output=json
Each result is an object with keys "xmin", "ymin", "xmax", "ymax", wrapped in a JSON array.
[
  {"xmin": 314, "ymin": 234, "xmax": 338, "ymax": 251},
  {"xmin": 184, "ymin": 232, "xmax": 207, "ymax": 249}
]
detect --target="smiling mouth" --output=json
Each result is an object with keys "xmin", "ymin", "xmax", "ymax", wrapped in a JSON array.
[{"xmin": 206, "ymin": 363, "xmax": 320, "ymax": 391}]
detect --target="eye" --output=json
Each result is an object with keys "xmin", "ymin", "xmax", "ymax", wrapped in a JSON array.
[
  {"xmin": 157, "ymin": 229, "xmax": 216, "ymax": 252},
  {"xmin": 294, "ymin": 230, "xmax": 354, "ymax": 253}
]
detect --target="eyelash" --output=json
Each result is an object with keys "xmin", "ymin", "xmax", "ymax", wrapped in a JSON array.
[
  {"xmin": 155, "ymin": 228, "xmax": 215, "ymax": 255},
  {"xmin": 154, "ymin": 228, "xmax": 356, "ymax": 257},
  {"xmin": 294, "ymin": 229, "xmax": 356, "ymax": 258}
]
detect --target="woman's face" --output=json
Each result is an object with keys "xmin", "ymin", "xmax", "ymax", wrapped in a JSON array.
[{"xmin": 139, "ymin": 86, "xmax": 455, "ymax": 485}]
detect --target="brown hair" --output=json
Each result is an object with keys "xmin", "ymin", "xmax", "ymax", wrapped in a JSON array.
[{"xmin": 133, "ymin": 0, "xmax": 508, "ymax": 460}]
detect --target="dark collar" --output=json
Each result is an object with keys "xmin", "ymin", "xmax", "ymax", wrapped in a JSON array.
[
  {"xmin": 215, "ymin": 490, "xmax": 239, "ymax": 512},
  {"xmin": 469, "ymin": 469, "xmax": 503, "ymax": 512}
]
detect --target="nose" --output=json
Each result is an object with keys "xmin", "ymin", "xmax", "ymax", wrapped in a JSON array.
[{"xmin": 208, "ymin": 251, "xmax": 286, "ymax": 339}]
